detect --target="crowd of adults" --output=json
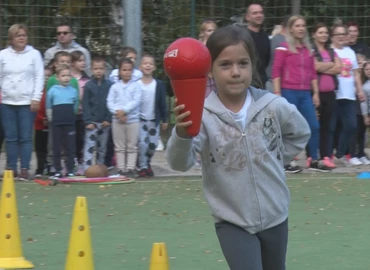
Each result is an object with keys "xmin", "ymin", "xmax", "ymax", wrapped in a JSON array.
[{"xmin": 1, "ymin": 2, "xmax": 370, "ymax": 179}]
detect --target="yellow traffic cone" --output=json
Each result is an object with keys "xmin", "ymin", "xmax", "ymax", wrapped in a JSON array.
[
  {"xmin": 149, "ymin": 242, "xmax": 169, "ymax": 270},
  {"xmin": 0, "ymin": 170, "xmax": 34, "ymax": 269},
  {"xmin": 65, "ymin": 196, "xmax": 94, "ymax": 270}
]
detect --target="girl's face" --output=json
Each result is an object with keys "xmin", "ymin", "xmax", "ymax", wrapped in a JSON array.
[
  {"xmin": 201, "ymin": 23, "xmax": 216, "ymax": 41},
  {"xmin": 210, "ymin": 43, "xmax": 252, "ymax": 97},
  {"xmin": 290, "ymin": 19, "xmax": 306, "ymax": 40},
  {"xmin": 313, "ymin": 27, "xmax": 329, "ymax": 44},
  {"xmin": 357, "ymin": 54, "xmax": 366, "ymax": 68},
  {"xmin": 364, "ymin": 63, "xmax": 370, "ymax": 79},
  {"xmin": 119, "ymin": 63, "xmax": 133, "ymax": 82},
  {"xmin": 73, "ymin": 55, "xmax": 86, "ymax": 71}
]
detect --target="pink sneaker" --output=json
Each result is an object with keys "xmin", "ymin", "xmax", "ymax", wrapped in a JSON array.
[
  {"xmin": 306, "ymin": 157, "xmax": 312, "ymax": 168},
  {"xmin": 322, "ymin": 157, "xmax": 336, "ymax": 168}
]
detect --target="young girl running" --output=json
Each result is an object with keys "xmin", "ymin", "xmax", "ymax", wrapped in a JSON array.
[
  {"xmin": 166, "ymin": 25, "xmax": 311, "ymax": 270},
  {"xmin": 107, "ymin": 58, "xmax": 142, "ymax": 178}
]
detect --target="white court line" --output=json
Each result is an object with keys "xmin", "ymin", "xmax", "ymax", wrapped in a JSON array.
[{"xmin": 140, "ymin": 175, "xmax": 361, "ymax": 183}]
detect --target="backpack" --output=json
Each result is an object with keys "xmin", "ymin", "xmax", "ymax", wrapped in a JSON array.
[{"xmin": 313, "ymin": 45, "xmax": 339, "ymax": 90}]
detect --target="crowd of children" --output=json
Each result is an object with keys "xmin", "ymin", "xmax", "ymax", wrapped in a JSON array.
[{"xmin": 34, "ymin": 47, "xmax": 168, "ymax": 180}]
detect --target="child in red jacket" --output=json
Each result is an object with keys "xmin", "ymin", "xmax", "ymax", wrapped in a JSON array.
[{"xmin": 34, "ymin": 68, "xmax": 52, "ymax": 178}]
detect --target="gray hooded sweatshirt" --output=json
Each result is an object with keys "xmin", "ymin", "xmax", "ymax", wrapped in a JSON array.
[{"xmin": 166, "ymin": 87, "xmax": 311, "ymax": 234}]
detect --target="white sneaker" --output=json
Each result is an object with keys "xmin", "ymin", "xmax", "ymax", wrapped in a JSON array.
[
  {"xmin": 156, "ymin": 138, "xmax": 165, "ymax": 151},
  {"xmin": 349, "ymin": 157, "xmax": 363, "ymax": 166},
  {"xmin": 359, "ymin": 156, "xmax": 370, "ymax": 165}
]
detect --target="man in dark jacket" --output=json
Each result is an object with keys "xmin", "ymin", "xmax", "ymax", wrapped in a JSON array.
[{"xmin": 245, "ymin": 2, "xmax": 271, "ymax": 88}]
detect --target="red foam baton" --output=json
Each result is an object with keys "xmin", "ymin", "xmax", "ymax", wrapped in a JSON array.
[{"xmin": 163, "ymin": 37, "xmax": 211, "ymax": 137}]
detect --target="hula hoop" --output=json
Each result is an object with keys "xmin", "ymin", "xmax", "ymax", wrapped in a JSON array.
[
  {"xmin": 57, "ymin": 176, "xmax": 130, "ymax": 183},
  {"xmin": 66, "ymin": 179, "xmax": 135, "ymax": 185},
  {"xmin": 33, "ymin": 176, "xmax": 135, "ymax": 186}
]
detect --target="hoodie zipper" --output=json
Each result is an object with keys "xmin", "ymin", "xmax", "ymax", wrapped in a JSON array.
[{"xmin": 230, "ymin": 113, "xmax": 263, "ymax": 230}]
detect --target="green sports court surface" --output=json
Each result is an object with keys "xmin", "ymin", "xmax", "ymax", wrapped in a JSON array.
[{"xmin": 2, "ymin": 174, "xmax": 370, "ymax": 270}]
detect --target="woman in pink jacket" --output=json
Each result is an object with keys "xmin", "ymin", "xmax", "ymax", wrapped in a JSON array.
[{"xmin": 272, "ymin": 15, "xmax": 331, "ymax": 172}]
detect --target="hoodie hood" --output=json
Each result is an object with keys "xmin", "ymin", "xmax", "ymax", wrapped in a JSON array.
[
  {"xmin": 204, "ymin": 86, "xmax": 279, "ymax": 129},
  {"xmin": 8, "ymin": 45, "xmax": 34, "ymax": 54}
]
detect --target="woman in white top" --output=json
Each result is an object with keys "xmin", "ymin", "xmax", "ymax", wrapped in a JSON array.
[
  {"xmin": 0, "ymin": 24, "xmax": 44, "ymax": 180},
  {"xmin": 329, "ymin": 23, "xmax": 365, "ymax": 166}
]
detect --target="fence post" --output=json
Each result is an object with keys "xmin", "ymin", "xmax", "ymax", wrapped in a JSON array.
[
  {"xmin": 123, "ymin": 0, "xmax": 142, "ymax": 63},
  {"xmin": 190, "ymin": 0, "xmax": 196, "ymax": 37},
  {"xmin": 292, "ymin": 0, "xmax": 301, "ymax": 15}
]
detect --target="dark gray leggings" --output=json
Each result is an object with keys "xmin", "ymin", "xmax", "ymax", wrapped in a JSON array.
[{"xmin": 215, "ymin": 219, "xmax": 288, "ymax": 270}]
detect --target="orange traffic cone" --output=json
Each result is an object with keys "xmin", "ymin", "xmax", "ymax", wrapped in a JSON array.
[
  {"xmin": 0, "ymin": 170, "xmax": 34, "ymax": 268},
  {"xmin": 64, "ymin": 196, "xmax": 94, "ymax": 270},
  {"xmin": 149, "ymin": 242, "xmax": 169, "ymax": 270}
]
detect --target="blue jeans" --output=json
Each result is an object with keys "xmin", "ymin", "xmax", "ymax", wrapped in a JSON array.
[
  {"xmin": 329, "ymin": 99, "xmax": 357, "ymax": 158},
  {"xmin": 0, "ymin": 105, "xmax": 5, "ymax": 153},
  {"xmin": 281, "ymin": 89, "xmax": 320, "ymax": 160},
  {"xmin": 2, "ymin": 104, "xmax": 36, "ymax": 171}
]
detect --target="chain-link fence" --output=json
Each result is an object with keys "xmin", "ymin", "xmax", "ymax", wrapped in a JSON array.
[
  {"xmin": 4, "ymin": 1, "xmax": 369, "ymax": 70},
  {"xmin": 2, "ymin": 1, "xmax": 370, "ymax": 70}
]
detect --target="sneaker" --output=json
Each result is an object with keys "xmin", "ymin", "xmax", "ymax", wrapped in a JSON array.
[
  {"xmin": 284, "ymin": 160, "xmax": 302, "ymax": 173},
  {"xmin": 156, "ymin": 138, "xmax": 165, "ymax": 151},
  {"xmin": 349, "ymin": 157, "xmax": 363, "ymax": 166},
  {"xmin": 48, "ymin": 166, "xmax": 56, "ymax": 176},
  {"xmin": 334, "ymin": 156, "xmax": 349, "ymax": 167},
  {"xmin": 194, "ymin": 160, "xmax": 202, "ymax": 170},
  {"xmin": 137, "ymin": 169, "xmax": 147, "ymax": 178},
  {"xmin": 18, "ymin": 168, "xmax": 30, "ymax": 181},
  {"xmin": 34, "ymin": 174, "xmax": 43, "ymax": 179},
  {"xmin": 306, "ymin": 157, "xmax": 312, "ymax": 168},
  {"xmin": 117, "ymin": 170, "xmax": 126, "ymax": 177},
  {"xmin": 67, "ymin": 173, "xmax": 75, "ymax": 177},
  {"xmin": 359, "ymin": 156, "xmax": 370, "ymax": 165},
  {"xmin": 322, "ymin": 157, "xmax": 336, "ymax": 168},
  {"xmin": 76, "ymin": 164, "xmax": 85, "ymax": 176},
  {"xmin": 309, "ymin": 160, "xmax": 331, "ymax": 172},
  {"xmin": 126, "ymin": 169, "xmax": 137, "ymax": 178},
  {"xmin": 51, "ymin": 172, "xmax": 62, "ymax": 180}
]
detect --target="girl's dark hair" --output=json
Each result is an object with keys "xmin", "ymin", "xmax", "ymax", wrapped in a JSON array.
[
  {"xmin": 312, "ymin": 22, "xmax": 331, "ymax": 49},
  {"xmin": 71, "ymin": 50, "xmax": 84, "ymax": 62},
  {"xmin": 312, "ymin": 22, "xmax": 327, "ymax": 34},
  {"xmin": 361, "ymin": 60, "xmax": 370, "ymax": 84},
  {"xmin": 120, "ymin": 46, "xmax": 137, "ymax": 58},
  {"xmin": 119, "ymin": 57, "xmax": 134, "ymax": 69},
  {"xmin": 70, "ymin": 50, "xmax": 88, "ymax": 77},
  {"xmin": 206, "ymin": 25, "xmax": 261, "ymax": 88}
]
